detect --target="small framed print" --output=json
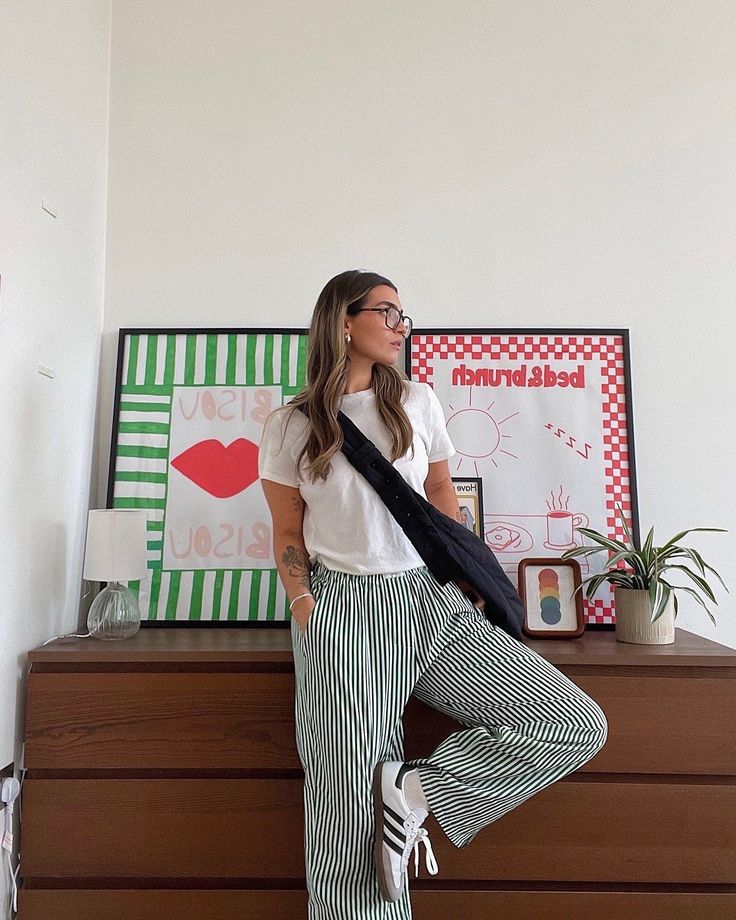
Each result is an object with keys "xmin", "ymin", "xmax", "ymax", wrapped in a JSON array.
[
  {"xmin": 452, "ymin": 476, "xmax": 484, "ymax": 538},
  {"xmin": 518, "ymin": 558, "xmax": 585, "ymax": 639}
]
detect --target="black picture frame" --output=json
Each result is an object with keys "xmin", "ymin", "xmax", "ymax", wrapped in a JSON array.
[
  {"xmin": 406, "ymin": 328, "xmax": 639, "ymax": 630},
  {"xmin": 107, "ymin": 327, "xmax": 308, "ymax": 627},
  {"xmin": 451, "ymin": 476, "xmax": 485, "ymax": 538}
]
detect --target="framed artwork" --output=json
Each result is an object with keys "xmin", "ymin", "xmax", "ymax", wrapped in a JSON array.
[
  {"xmin": 518, "ymin": 558, "xmax": 585, "ymax": 638},
  {"xmin": 408, "ymin": 329, "xmax": 639, "ymax": 627},
  {"xmin": 107, "ymin": 328, "xmax": 308, "ymax": 625},
  {"xmin": 451, "ymin": 476, "xmax": 484, "ymax": 538}
]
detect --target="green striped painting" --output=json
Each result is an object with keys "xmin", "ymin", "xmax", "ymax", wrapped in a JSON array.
[{"xmin": 110, "ymin": 329, "xmax": 308, "ymax": 623}]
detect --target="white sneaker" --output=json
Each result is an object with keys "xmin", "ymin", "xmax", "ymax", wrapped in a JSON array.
[{"xmin": 372, "ymin": 761, "xmax": 438, "ymax": 902}]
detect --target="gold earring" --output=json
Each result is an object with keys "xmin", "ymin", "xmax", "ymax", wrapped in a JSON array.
[{"xmin": 345, "ymin": 332, "xmax": 351, "ymax": 344}]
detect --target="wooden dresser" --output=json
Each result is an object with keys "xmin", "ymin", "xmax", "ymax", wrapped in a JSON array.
[{"xmin": 18, "ymin": 627, "xmax": 736, "ymax": 919}]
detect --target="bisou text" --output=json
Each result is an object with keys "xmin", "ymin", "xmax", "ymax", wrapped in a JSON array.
[
  {"xmin": 168, "ymin": 522, "xmax": 270, "ymax": 561},
  {"xmin": 177, "ymin": 388, "xmax": 273, "ymax": 423}
]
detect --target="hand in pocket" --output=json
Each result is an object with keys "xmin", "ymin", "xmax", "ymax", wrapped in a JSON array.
[{"xmin": 291, "ymin": 595, "xmax": 317, "ymax": 634}]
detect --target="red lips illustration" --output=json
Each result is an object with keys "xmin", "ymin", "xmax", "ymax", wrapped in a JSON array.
[{"xmin": 171, "ymin": 438, "xmax": 260, "ymax": 498}]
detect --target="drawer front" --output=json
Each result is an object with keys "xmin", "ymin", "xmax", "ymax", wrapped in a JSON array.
[
  {"xmin": 18, "ymin": 889, "xmax": 736, "ymax": 920},
  {"xmin": 18, "ymin": 891, "xmax": 307, "ymax": 920},
  {"xmin": 21, "ymin": 778, "xmax": 736, "ymax": 883},
  {"xmin": 24, "ymin": 672, "xmax": 300, "ymax": 770},
  {"xmin": 575, "ymin": 674, "xmax": 736, "ymax": 774},
  {"xmin": 405, "ymin": 674, "xmax": 736, "ymax": 775},
  {"xmin": 26, "ymin": 671, "xmax": 736, "ymax": 775}
]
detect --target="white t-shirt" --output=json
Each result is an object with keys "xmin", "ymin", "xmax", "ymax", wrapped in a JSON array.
[{"xmin": 258, "ymin": 381, "xmax": 455, "ymax": 575}]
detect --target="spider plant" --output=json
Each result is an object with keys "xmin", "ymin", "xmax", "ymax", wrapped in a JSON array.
[{"xmin": 562, "ymin": 506, "xmax": 728, "ymax": 625}]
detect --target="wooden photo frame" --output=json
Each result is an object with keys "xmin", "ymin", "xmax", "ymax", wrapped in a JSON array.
[{"xmin": 517, "ymin": 557, "xmax": 585, "ymax": 639}]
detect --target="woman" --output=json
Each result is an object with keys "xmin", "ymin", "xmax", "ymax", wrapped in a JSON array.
[{"xmin": 259, "ymin": 270, "xmax": 608, "ymax": 919}]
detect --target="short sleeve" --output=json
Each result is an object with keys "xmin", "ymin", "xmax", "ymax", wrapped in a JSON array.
[
  {"xmin": 424, "ymin": 383, "xmax": 455, "ymax": 462},
  {"xmin": 258, "ymin": 408, "xmax": 302, "ymax": 488}
]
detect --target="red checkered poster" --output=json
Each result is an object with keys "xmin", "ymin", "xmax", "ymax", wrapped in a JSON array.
[{"xmin": 408, "ymin": 330, "xmax": 639, "ymax": 626}]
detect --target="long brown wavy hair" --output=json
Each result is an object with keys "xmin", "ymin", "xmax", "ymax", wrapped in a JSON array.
[{"xmin": 286, "ymin": 270, "xmax": 413, "ymax": 482}]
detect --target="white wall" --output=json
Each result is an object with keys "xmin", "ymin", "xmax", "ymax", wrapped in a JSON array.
[
  {"xmin": 101, "ymin": 0, "xmax": 735, "ymax": 646},
  {"xmin": 0, "ymin": 2, "xmax": 111, "ymax": 906},
  {"xmin": 1, "ymin": 0, "xmax": 730, "ymax": 911}
]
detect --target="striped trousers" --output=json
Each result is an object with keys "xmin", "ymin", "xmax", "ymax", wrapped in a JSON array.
[{"xmin": 291, "ymin": 563, "xmax": 608, "ymax": 919}]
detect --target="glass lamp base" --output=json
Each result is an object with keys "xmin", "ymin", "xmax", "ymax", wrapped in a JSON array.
[{"xmin": 87, "ymin": 582, "xmax": 141, "ymax": 640}]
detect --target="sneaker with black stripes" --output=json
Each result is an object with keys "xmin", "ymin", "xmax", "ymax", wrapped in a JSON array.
[{"xmin": 372, "ymin": 761, "xmax": 438, "ymax": 902}]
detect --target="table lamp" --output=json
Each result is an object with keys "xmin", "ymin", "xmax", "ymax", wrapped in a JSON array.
[{"xmin": 83, "ymin": 509, "xmax": 149, "ymax": 640}]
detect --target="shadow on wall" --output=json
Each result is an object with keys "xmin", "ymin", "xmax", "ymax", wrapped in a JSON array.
[{"xmin": 36, "ymin": 519, "xmax": 68, "ymax": 638}]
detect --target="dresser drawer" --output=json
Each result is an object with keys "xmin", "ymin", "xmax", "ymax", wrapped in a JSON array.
[
  {"xmin": 21, "ymin": 778, "xmax": 736, "ymax": 883},
  {"xmin": 405, "ymin": 672, "xmax": 736, "ymax": 775},
  {"xmin": 18, "ymin": 889, "xmax": 736, "ymax": 920},
  {"xmin": 24, "ymin": 672, "xmax": 300, "ymax": 770},
  {"xmin": 26, "ymin": 668, "xmax": 736, "ymax": 776},
  {"xmin": 18, "ymin": 891, "xmax": 308, "ymax": 920},
  {"xmin": 577, "ymin": 673, "xmax": 736, "ymax": 774}
]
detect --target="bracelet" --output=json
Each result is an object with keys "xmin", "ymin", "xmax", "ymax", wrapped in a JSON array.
[{"xmin": 289, "ymin": 592, "xmax": 313, "ymax": 612}]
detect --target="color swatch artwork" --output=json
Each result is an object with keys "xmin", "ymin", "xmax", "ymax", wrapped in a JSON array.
[{"xmin": 537, "ymin": 568, "xmax": 562, "ymax": 625}]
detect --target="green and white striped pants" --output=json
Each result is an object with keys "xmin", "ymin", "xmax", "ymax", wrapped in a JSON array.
[{"xmin": 291, "ymin": 563, "xmax": 608, "ymax": 919}]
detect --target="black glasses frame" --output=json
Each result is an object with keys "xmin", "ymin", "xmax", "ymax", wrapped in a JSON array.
[{"xmin": 350, "ymin": 307, "xmax": 413, "ymax": 334}]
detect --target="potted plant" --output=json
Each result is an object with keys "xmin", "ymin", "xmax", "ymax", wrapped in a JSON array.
[{"xmin": 562, "ymin": 507, "xmax": 728, "ymax": 645}]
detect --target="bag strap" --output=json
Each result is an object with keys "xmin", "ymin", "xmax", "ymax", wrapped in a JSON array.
[
  {"xmin": 337, "ymin": 412, "xmax": 525, "ymax": 638},
  {"xmin": 337, "ymin": 409, "xmax": 455, "ymax": 574},
  {"xmin": 338, "ymin": 410, "xmax": 382, "ymax": 463},
  {"xmin": 338, "ymin": 413, "xmax": 385, "ymax": 469},
  {"xmin": 337, "ymin": 410, "xmax": 442, "ymax": 527},
  {"xmin": 337, "ymin": 410, "xmax": 418, "ymax": 502}
]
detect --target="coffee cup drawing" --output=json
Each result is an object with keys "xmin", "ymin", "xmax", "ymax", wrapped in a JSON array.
[{"xmin": 543, "ymin": 510, "xmax": 589, "ymax": 550}]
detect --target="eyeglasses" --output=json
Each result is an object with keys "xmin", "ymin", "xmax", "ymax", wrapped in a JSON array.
[{"xmin": 350, "ymin": 306, "xmax": 413, "ymax": 335}]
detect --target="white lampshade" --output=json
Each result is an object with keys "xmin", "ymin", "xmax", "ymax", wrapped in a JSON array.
[{"xmin": 82, "ymin": 510, "xmax": 149, "ymax": 582}]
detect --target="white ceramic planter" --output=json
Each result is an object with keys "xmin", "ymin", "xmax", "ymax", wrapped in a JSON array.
[{"xmin": 614, "ymin": 588, "xmax": 675, "ymax": 645}]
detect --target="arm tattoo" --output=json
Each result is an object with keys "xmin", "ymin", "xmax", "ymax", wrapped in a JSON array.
[
  {"xmin": 289, "ymin": 495, "xmax": 303, "ymax": 513},
  {"xmin": 282, "ymin": 545, "xmax": 311, "ymax": 589}
]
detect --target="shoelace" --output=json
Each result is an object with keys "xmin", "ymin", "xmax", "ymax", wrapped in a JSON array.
[{"xmin": 402, "ymin": 822, "xmax": 439, "ymax": 878}]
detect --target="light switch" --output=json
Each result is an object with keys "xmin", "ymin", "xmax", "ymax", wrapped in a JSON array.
[{"xmin": 37, "ymin": 364, "xmax": 54, "ymax": 378}]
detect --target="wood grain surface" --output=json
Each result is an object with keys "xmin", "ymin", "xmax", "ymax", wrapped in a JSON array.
[{"xmin": 21, "ymin": 777, "xmax": 736, "ymax": 883}]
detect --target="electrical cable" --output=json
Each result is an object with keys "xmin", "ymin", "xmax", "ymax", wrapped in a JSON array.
[
  {"xmin": 40, "ymin": 581, "xmax": 94, "ymax": 645},
  {"xmin": 4, "ymin": 849, "xmax": 19, "ymax": 916}
]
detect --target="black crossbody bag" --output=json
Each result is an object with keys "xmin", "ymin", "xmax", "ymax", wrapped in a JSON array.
[{"xmin": 337, "ymin": 411, "xmax": 525, "ymax": 640}]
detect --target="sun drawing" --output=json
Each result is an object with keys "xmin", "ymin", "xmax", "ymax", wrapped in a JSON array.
[{"xmin": 446, "ymin": 389, "xmax": 519, "ymax": 476}]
